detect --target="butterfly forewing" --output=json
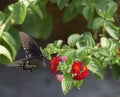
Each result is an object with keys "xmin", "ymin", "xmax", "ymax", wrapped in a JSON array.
[
  {"xmin": 9, "ymin": 31, "xmax": 47, "ymax": 71},
  {"xmin": 19, "ymin": 31, "xmax": 42, "ymax": 57}
]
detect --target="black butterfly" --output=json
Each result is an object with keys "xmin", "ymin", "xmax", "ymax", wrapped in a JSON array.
[{"xmin": 8, "ymin": 31, "xmax": 48, "ymax": 72}]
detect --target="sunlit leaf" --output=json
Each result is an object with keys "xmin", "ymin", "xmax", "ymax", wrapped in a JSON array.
[
  {"xmin": 88, "ymin": 58, "xmax": 104, "ymax": 79},
  {"xmin": 68, "ymin": 34, "xmax": 80, "ymax": 47},
  {"xmin": 2, "ymin": 32, "xmax": 17, "ymax": 59},
  {"xmin": 0, "ymin": 45, "xmax": 12, "ymax": 64},
  {"xmin": 13, "ymin": 2, "xmax": 27, "ymax": 24}
]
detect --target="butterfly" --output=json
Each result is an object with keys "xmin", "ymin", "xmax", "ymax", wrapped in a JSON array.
[{"xmin": 8, "ymin": 31, "xmax": 48, "ymax": 72}]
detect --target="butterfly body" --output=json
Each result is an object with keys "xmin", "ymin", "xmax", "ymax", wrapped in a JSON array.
[{"xmin": 9, "ymin": 31, "xmax": 48, "ymax": 72}]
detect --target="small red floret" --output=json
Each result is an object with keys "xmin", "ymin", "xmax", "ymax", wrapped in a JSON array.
[{"xmin": 70, "ymin": 61, "xmax": 89, "ymax": 80}]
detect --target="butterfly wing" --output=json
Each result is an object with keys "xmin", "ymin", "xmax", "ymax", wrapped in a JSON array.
[
  {"xmin": 8, "ymin": 31, "xmax": 48, "ymax": 71},
  {"xmin": 8, "ymin": 56, "xmax": 39, "ymax": 72},
  {"xmin": 19, "ymin": 31, "xmax": 42, "ymax": 57}
]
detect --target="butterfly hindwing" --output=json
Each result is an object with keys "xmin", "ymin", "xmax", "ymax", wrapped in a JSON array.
[{"xmin": 8, "ymin": 31, "xmax": 47, "ymax": 71}]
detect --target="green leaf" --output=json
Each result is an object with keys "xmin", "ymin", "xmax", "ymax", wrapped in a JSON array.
[
  {"xmin": 74, "ymin": 80, "xmax": 83, "ymax": 89},
  {"xmin": 49, "ymin": 0, "xmax": 58, "ymax": 3},
  {"xmin": 61, "ymin": 73, "xmax": 73, "ymax": 95},
  {"xmin": 92, "ymin": 17, "xmax": 103, "ymax": 31},
  {"xmin": 64, "ymin": 50, "xmax": 76, "ymax": 60},
  {"xmin": 96, "ymin": 0, "xmax": 117, "ymax": 18},
  {"xmin": 63, "ymin": 6, "xmax": 78, "ymax": 23},
  {"xmin": 67, "ymin": 34, "xmax": 80, "ymax": 47},
  {"xmin": 94, "ymin": 47, "xmax": 110, "ymax": 57},
  {"xmin": 0, "ymin": 45, "xmax": 12, "ymax": 64},
  {"xmin": 13, "ymin": 2, "xmax": 27, "ymax": 24},
  {"xmin": 107, "ymin": 38, "xmax": 118, "ymax": 51},
  {"xmin": 111, "ymin": 64, "xmax": 120, "ymax": 79},
  {"xmin": 2, "ymin": 32, "xmax": 17, "ymax": 59},
  {"xmin": 76, "ymin": 33, "xmax": 95, "ymax": 48},
  {"xmin": 82, "ymin": 4, "xmax": 94, "ymax": 21},
  {"xmin": 88, "ymin": 58, "xmax": 104, "ymax": 79},
  {"xmin": 105, "ymin": 24, "xmax": 119, "ymax": 40},
  {"xmin": 100, "ymin": 37, "xmax": 109, "ymax": 48},
  {"xmin": 22, "ymin": 2, "xmax": 53, "ymax": 39},
  {"xmin": 19, "ymin": 0, "xmax": 39, "ymax": 7},
  {"xmin": 46, "ymin": 43, "xmax": 60, "ymax": 54},
  {"xmin": 57, "ymin": 0, "xmax": 69, "ymax": 9},
  {"xmin": 0, "ymin": 11, "xmax": 5, "ymax": 25},
  {"xmin": 53, "ymin": 40, "xmax": 63, "ymax": 48}
]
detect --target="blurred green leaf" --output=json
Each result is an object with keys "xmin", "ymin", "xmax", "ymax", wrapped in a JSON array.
[
  {"xmin": 105, "ymin": 24, "xmax": 119, "ymax": 40},
  {"xmin": 0, "ymin": 45, "xmax": 12, "ymax": 64},
  {"xmin": 111, "ymin": 64, "xmax": 120, "ymax": 79},
  {"xmin": 13, "ymin": 2, "xmax": 27, "ymax": 24},
  {"xmin": 49, "ymin": 0, "xmax": 58, "ymax": 3},
  {"xmin": 57, "ymin": 0, "xmax": 69, "ymax": 9},
  {"xmin": 96, "ymin": 0, "xmax": 117, "ymax": 19},
  {"xmin": 82, "ymin": 1, "xmax": 95, "ymax": 21},
  {"xmin": 22, "ymin": 2, "xmax": 53, "ymax": 39},
  {"xmin": 63, "ymin": 6, "xmax": 78, "ymax": 23},
  {"xmin": 92, "ymin": 17, "xmax": 103, "ymax": 31},
  {"xmin": 0, "ymin": 11, "xmax": 5, "ymax": 25}
]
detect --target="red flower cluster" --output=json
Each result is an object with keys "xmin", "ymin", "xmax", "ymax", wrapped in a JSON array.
[
  {"xmin": 50, "ymin": 56, "xmax": 89, "ymax": 81},
  {"xmin": 70, "ymin": 61, "xmax": 89, "ymax": 80},
  {"xmin": 50, "ymin": 56, "xmax": 67, "ymax": 74},
  {"xmin": 50, "ymin": 56, "xmax": 59, "ymax": 74}
]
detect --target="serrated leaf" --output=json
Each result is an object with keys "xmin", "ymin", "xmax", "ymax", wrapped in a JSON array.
[
  {"xmin": 2, "ymin": 32, "xmax": 17, "ymax": 59},
  {"xmin": 61, "ymin": 73, "xmax": 73, "ymax": 95},
  {"xmin": 13, "ymin": 2, "xmax": 27, "ymax": 24},
  {"xmin": 0, "ymin": 45, "xmax": 12, "ymax": 64},
  {"xmin": 105, "ymin": 24, "xmax": 119, "ymax": 40},
  {"xmin": 68, "ymin": 34, "xmax": 80, "ymax": 47},
  {"xmin": 76, "ymin": 33, "xmax": 95, "ymax": 48},
  {"xmin": 87, "ymin": 58, "xmax": 104, "ymax": 79}
]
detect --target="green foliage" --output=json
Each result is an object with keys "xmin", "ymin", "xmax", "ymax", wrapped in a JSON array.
[
  {"xmin": 13, "ymin": 2, "xmax": 27, "ymax": 24},
  {"xmin": 0, "ymin": 0, "xmax": 120, "ymax": 95}
]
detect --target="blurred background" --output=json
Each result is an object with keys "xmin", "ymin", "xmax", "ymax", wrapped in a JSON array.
[{"xmin": 0, "ymin": 0, "xmax": 120, "ymax": 97}]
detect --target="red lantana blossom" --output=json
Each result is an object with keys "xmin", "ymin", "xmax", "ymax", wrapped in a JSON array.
[
  {"xmin": 50, "ymin": 56, "xmax": 67, "ymax": 74},
  {"xmin": 50, "ymin": 56, "xmax": 59, "ymax": 74},
  {"xmin": 70, "ymin": 61, "xmax": 89, "ymax": 80}
]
